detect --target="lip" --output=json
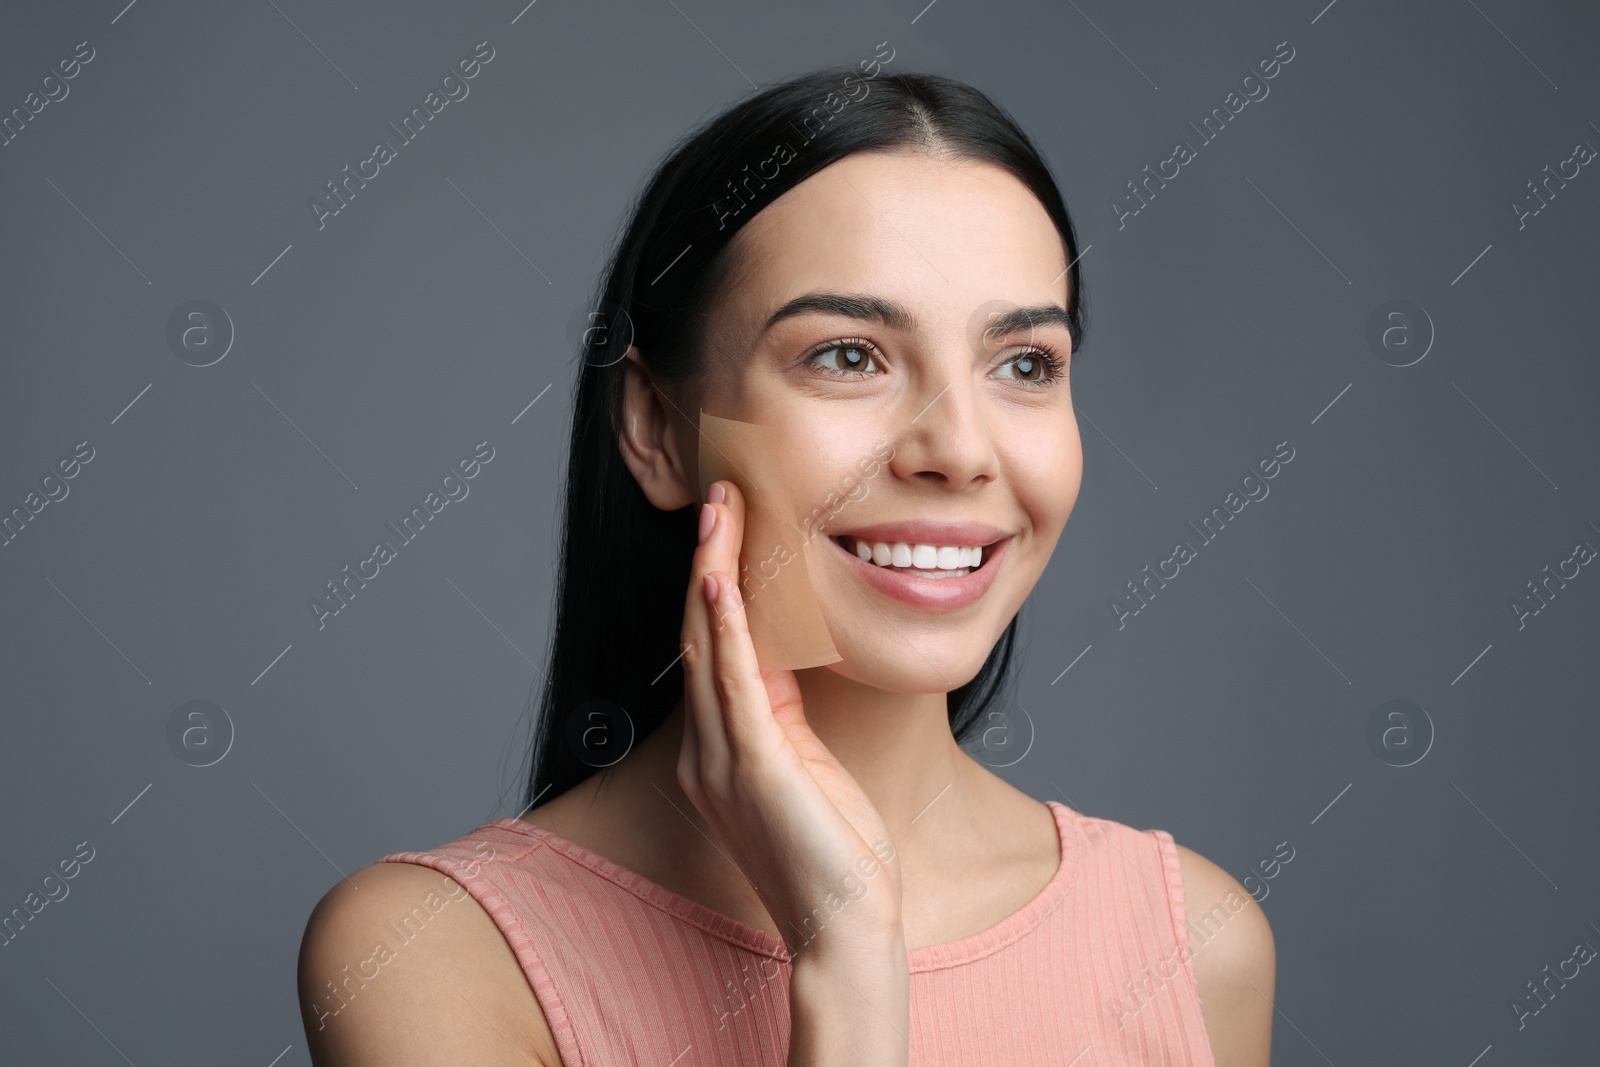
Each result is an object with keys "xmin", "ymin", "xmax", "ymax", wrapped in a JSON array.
[
  {"xmin": 826, "ymin": 531, "xmax": 1013, "ymax": 611},
  {"xmin": 827, "ymin": 519, "xmax": 1012, "ymax": 547}
]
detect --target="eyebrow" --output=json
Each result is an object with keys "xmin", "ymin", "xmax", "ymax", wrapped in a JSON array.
[{"xmin": 759, "ymin": 291, "xmax": 1073, "ymax": 341}]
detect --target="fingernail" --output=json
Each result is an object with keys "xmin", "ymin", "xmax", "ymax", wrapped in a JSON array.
[
  {"xmin": 703, "ymin": 573, "xmax": 720, "ymax": 604},
  {"xmin": 698, "ymin": 502, "xmax": 716, "ymax": 543},
  {"xmin": 708, "ymin": 481, "xmax": 727, "ymax": 505}
]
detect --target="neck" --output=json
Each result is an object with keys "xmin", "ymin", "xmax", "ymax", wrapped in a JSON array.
[
  {"xmin": 789, "ymin": 667, "xmax": 975, "ymax": 830},
  {"xmin": 621, "ymin": 672, "xmax": 983, "ymax": 863}
]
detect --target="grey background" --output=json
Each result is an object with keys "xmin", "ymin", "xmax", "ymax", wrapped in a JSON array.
[{"xmin": 2, "ymin": 0, "xmax": 1596, "ymax": 1063}]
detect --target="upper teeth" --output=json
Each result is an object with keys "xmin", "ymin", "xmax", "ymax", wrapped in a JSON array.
[{"xmin": 842, "ymin": 536, "xmax": 986, "ymax": 570}]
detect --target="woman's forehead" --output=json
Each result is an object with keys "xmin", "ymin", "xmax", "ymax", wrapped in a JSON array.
[{"xmin": 713, "ymin": 153, "xmax": 1068, "ymax": 339}]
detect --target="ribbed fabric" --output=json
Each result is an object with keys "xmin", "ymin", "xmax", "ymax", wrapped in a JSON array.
[{"xmin": 379, "ymin": 800, "xmax": 1215, "ymax": 1066}]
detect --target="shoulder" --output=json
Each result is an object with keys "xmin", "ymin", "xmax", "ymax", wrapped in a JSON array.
[
  {"xmin": 297, "ymin": 858, "xmax": 562, "ymax": 1066},
  {"xmin": 1171, "ymin": 842, "xmax": 1275, "ymax": 1066}
]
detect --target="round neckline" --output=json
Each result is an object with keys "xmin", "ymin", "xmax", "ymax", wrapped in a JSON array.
[{"xmin": 487, "ymin": 798, "xmax": 1081, "ymax": 973}]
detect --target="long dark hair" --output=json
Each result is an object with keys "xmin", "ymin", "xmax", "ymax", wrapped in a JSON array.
[{"xmin": 519, "ymin": 64, "xmax": 1089, "ymax": 812}]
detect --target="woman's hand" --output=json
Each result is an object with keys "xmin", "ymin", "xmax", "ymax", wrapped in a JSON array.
[
  {"xmin": 681, "ymin": 479, "xmax": 911, "ymax": 1065},
  {"xmin": 677, "ymin": 479, "xmax": 904, "ymax": 964}
]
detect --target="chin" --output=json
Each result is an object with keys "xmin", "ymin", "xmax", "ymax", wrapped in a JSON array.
[{"xmin": 810, "ymin": 633, "xmax": 996, "ymax": 695}]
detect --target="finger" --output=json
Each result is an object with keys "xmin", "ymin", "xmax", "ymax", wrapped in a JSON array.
[
  {"xmin": 680, "ymin": 488, "xmax": 731, "ymax": 781},
  {"xmin": 705, "ymin": 567, "xmax": 782, "ymax": 762}
]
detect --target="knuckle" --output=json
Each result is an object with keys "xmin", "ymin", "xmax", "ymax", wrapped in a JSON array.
[{"xmin": 712, "ymin": 662, "xmax": 743, "ymax": 705}]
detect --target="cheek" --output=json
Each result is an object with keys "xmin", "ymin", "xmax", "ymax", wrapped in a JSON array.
[
  {"xmin": 1009, "ymin": 415, "xmax": 1083, "ymax": 528},
  {"xmin": 779, "ymin": 424, "xmax": 884, "ymax": 519}
]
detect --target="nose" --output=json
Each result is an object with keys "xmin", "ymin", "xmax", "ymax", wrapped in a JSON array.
[{"xmin": 883, "ymin": 358, "xmax": 1001, "ymax": 490}]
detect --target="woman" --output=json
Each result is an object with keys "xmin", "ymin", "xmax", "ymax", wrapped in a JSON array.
[{"xmin": 298, "ymin": 64, "xmax": 1275, "ymax": 1066}]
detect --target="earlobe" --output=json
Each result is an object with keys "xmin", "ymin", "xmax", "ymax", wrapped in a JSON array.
[{"xmin": 617, "ymin": 345, "xmax": 698, "ymax": 511}]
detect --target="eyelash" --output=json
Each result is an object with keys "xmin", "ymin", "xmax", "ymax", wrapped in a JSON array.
[{"xmin": 803, "ymin": 337, "xmax": 1068, "ymax": 389}]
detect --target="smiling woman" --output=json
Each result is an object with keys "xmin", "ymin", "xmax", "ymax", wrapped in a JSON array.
[{"xmin": 299, "ymin": 66, "xmax": 1276, "ymax": 1067}]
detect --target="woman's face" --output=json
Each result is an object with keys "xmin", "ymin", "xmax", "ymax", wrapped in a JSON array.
[{"xmin": 690, "ymin": 148, "xmax": 1083, "ymax": 693}]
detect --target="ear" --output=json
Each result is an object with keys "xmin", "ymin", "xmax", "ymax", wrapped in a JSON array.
[{"xmin": 617, "ymin": 344, "xmax": 699, "ymax": 511}]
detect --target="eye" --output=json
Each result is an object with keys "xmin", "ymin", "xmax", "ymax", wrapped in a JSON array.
[
  {"xmin": 804, "ymin": 337, "xmax": 882, "ymax": 379},
  {"xmin": 989, "ymin": 344, "xmax": 1068, "ymax": 389}
]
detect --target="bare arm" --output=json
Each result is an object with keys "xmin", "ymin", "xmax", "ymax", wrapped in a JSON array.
[
  {"xmin": 298, "ymin": 861, "xmax": 562, "ymax": 1066},
  {"xmin": 1174, "ymin": 844, "xmax": 1276, "ymax": 1066}
]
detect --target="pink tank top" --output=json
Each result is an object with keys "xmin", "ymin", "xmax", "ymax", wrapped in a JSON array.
[{"xmin": 379, "ymin": 800, "xmax": 1215, "ymax": 1065}]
